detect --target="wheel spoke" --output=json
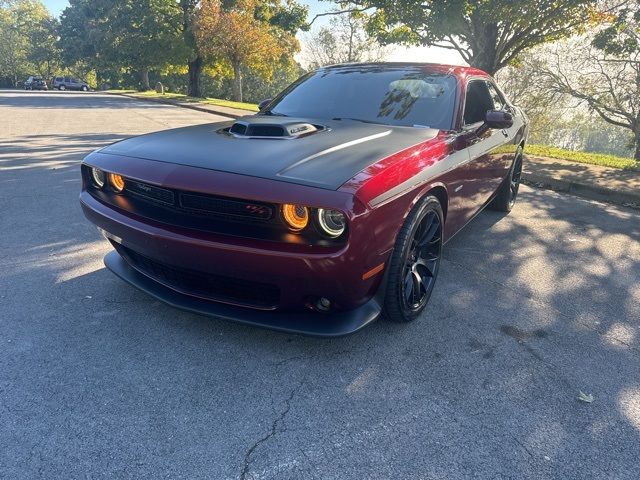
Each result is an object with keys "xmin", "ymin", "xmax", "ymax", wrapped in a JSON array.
[
  {"xmin": 415, "ymin": 257, "xmax": 437, "ymax": 277},
  {"xmin": 416, "ymin": 213, "xmax": 439, "ymax": 247},
  {"xmin": 411, "ymin": 270, "xmax": 422, "ymax": 305},
  {"xmin": 404, "ymin": 269, "xmax": 413, "ymax": 301}
]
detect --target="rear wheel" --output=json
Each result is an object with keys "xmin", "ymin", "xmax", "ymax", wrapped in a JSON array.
[
  {"xmin": 59, "ymin": 85, "xmax": 66, "ymax": 91},
  {"xmin": 489, "ymin": 146, "xmax": 523, "ymax": 212},
  {"xmin": 384, "ymin": 196, "xmax": 443, "ymax": 323},
  {"xmin": 82, "ymin": 85, "xmax": 88, "ymax": 92}
]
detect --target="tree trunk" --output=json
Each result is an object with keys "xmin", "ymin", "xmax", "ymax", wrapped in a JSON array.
[
  {"xmin": 634, "ymin": 131, "xmax": 640, "ymax": 162},
  {"xmin": 140, "ymin": 67, "xmax": 150, "ymax": 91},
  {"xmin": 467, "ymin": 18, "xmax": 500, "ymax": 75},
  {"xmin": 188, "ymin": 56, "xmax": 202, "ymax": 97},
  {"xmin": 232, "ymin": 61, "xmax": 243, "ymax": 102}
]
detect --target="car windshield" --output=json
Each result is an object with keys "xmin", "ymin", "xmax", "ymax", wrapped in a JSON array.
[{"xmin": 266, "ymin": 65, "xmax": 458, "ymax": 130}]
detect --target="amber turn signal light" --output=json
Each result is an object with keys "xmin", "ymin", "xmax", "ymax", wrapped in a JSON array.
[
  {"xmin": 281, "ymin": 204, "xmax": 309, "ymax": 231},
  {"xmin": 109, "ymin": 173, "xmax": 125, "ymax": 192}
]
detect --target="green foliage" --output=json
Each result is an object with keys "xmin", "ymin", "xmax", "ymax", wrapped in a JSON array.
[
  {"xmin": 59, "ymin": 0, "xmax": 186, "ymax": 90},
  {"xmin": 195, "ymin": 0, "xmax": 305, "ymax": 101},
  {"xmin": 350, "ymin": 0, "xmax": 596, "ymax": 73},
  {"xmin": 526, "ymin": 144, "xmax": 640, "ymax": 170},
  {"xmin": 531, "ymin": 2, "xmax": 640, "ymax": 160},
  {"xmin": 0, "ymin": 0, "xmax": 58, "ymax": 86},
  {"xmin": 592, "ymin": 1, "xmax": 640, "ymax": 57},
  {"xmin": 124, "ymin": 90, "xmax": 259, "ymax": 111}
]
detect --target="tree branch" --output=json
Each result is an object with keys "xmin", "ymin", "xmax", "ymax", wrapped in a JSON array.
[{"xmin": 307, "ymin": 7, "xmax": 374, "ymax": 27}]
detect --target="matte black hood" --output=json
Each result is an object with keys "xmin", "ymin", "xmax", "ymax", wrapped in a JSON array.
[{"xmin": 99, "ymin": 115, "xmax": 440, "ymax": 190}]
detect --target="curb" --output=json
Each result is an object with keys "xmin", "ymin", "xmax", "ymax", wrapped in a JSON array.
[
  {"xmin": 105, "ymin": 92, "xmax": 252, "ymax": 119},
  {"xmin": 523, "ymin": 171, "xmax": 640, "ymax": 207}
]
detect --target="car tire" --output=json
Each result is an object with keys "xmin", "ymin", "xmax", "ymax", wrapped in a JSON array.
[
  {"xmin": 59, "ymin": 85, "xmax": 65, "ymax": 91},
  {"xmin": 82, "ymin": 86, "xmax": 88, "ymax": 91},
  {"xmin": 488, "ymin": 146, "xmax": 524, "ymax": 213},
  {"xmin": 383, "ymin": 195, "xmax": 444, "ymax": 323}
]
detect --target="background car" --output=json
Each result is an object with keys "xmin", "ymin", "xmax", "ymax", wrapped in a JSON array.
[
  {"xmin": 51, "ymin": 76, "xmax": 90, "ymax": 91},
  {"xmin": 23, "ymin": 76, "xmax": 48, "ymax": 90}
]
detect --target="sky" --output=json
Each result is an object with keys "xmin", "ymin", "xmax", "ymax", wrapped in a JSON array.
[{"xmin": 41, "ymin": 0, "xmax": 465, "ymax": 65}]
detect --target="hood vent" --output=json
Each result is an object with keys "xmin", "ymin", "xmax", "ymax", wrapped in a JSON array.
[{"xmin": 227, "ymin": 119, "xmax": 322, "ymax": 139}]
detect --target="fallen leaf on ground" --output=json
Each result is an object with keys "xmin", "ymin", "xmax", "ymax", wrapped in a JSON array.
[{"xmin": 578, "ymin": 391, "xmax": 594, "ymax": 403}]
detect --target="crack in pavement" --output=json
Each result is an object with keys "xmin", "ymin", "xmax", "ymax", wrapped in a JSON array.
[{"xmin": 239, "ymin": 382, "xmax": 302, "ymax": 480}]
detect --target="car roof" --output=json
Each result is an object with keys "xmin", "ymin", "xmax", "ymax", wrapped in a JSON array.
[{"xmin": 318, "ymin": 62, "xmax": 490, "ymax": 79}]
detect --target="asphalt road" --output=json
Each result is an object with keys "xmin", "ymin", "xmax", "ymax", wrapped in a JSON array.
[{"xmin": 1, "ymin": 91, "xmax": 639, "ymax": 479}]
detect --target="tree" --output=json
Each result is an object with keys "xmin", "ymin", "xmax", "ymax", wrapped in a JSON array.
[
  {"xmin": 59, "ymin": 0, "xmax": 185, "ymax": 90},
  {"xmin": 27, "ymin": 15, "xmax": 60, "ymax": 78},
  {"xmin": 335, "ymin": 0, "xmax": 600, "ymax": 74},
  {"xmin": 195, "ymin": 0, "xmax": 300, "ymax": 101},
  {"xmin": 105, "ymin": 0, "xmax": 185, "ymax": 90},
  {"xmin": 0, "ymin": 0, "xmax": 54, "ymax": 86},
  {"xmin": 303, "ymin": 6, "xmax": 387, "ymax": 68},
  {"xmin": 536, "ymin": 3, "xmax": 640, "ymax": 160},
  {"xmin": 495, "ymin": 56, "xmax": 566, "ymax": 145},
  {"xmin": 58, "ymin": 0, "xmax": 111, "ymax": 78},
  {"xmin": 180, "ymin": 0, "xmax": 203, "ymax": 97}
]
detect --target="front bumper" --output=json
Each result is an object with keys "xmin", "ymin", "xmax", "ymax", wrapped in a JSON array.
[
  {"xmin": 80, "ymin": 160, "xmax": 390, "ymax": 334},
  {"xmin": 105, "ymin": 251, "xmax": 381, "ymax": 337}
]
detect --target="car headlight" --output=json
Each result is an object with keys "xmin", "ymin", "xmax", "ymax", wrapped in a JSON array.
[
  {"xmin": 109, "ymin": 173, "xmax": 125, "ymax": 192},
  {"xmin": 281, "ymin": 204, "xmax": 309, "ymax": 231},
  {"xmin": 317, "ymin": 209, "xmax": 346, "ymax": 237},
  {"xmin": 90, "ymin": 167, "xmax": 105, "ymax": 188}
]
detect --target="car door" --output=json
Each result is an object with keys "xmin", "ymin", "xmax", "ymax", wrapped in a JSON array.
[
  {"xmin": 485, "ymin": 81, "xmax": 519, "ymax": 184},
  {"xmin": 459, "ymin": 79, "xmax": 512, "ymax": 213}
]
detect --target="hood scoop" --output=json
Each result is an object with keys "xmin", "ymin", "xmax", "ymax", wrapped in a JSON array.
[{"xmin": 227, "ymin": 118, "xmax": 322, "ymax": 139}]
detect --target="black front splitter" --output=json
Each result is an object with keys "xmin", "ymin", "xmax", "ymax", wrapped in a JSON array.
[{"xmin": 104, "ymin": 251, "xmax": 381, "ymax": 337}]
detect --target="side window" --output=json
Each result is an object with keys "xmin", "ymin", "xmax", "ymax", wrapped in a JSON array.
[
  {"xmin": 64, "ymin": 77, "xmax": 70, "ymax": 83},
  {"xmin": 486, "ymin": 82, "xmax": 505, "ymax": 111},
  {"xmin": 463, "ymin": 80, "xmax": 494, "ymax": 125}
]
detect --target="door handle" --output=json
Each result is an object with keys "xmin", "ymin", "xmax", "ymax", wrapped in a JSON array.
[{"xmin": 501, "ymin": 129, "xmax": 509, "ymax": 137}]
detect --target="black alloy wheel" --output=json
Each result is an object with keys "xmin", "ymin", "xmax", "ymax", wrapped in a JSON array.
[
  {"xmin": 489, "ymin": 146, "xmax": 524, "ymax": 212},
  {"xmin": 509, "ymin": 154, "xmax": 523, "ymax": 209},
  {"xmin": 384, "ymin": 196, "xmax": 443, "ymax": 323}
]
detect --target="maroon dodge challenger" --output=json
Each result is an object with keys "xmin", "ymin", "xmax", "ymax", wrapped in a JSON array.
[{"xmin": 80, "ymin": 63, "xmax": 528, "ymax": 336}]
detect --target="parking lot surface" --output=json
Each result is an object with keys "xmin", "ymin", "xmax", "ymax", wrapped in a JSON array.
[{"xmin": 1, "ymin": 91, "xmax": 639, "ymax": 479}]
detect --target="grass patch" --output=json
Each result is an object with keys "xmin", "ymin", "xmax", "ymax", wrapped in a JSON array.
[
  {"xmin": 104, "ymin": 89, "xmax": 137, "ymax": 94},
  {"xmin": 107, "ymin": 89, "xmax": 258, "ymax": 111},
  {"xmin": 527, "ymin": 144, "xmax": 639, "ymax": 170}
]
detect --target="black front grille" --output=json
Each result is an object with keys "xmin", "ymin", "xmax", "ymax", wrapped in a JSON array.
[
  {"xmin": 116, "ymin": 244, "xmax": 280, "ymax": 310},
  {"xmin": 121, "ymin": 180, "xmax": 274, "ymax": 222},
  {"xmin": 179, "ymin": 193, "xmax": 273, "ymax": 220}
]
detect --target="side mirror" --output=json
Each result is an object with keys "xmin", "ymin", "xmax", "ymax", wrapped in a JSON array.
[
  {"xmin": 258, "ymin": 98, "xmax": 272, "ymax": 111},
  {"xmin": 484, "ymin": 110, "xmax": 513, "ymax": 129}
]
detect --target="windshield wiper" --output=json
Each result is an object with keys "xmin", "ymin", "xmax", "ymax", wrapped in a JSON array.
[
  {"xmin": 261, "ymin": 110, "xmax": 287, "ymax": 117},
  {"xmin": 332, "ymin": 117, "xmax": 384, "ymax": 125}
]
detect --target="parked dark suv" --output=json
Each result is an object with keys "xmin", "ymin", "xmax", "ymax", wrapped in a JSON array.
[
  {"xmin": 24, "ymin": 76, "xmax": 48, "ymax": 90},
  {"xmin": 52, "ymin": 76, "xmax": 90, "ymax": 91}
]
